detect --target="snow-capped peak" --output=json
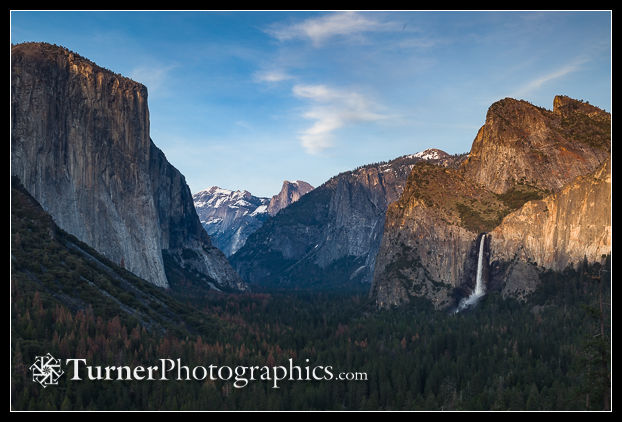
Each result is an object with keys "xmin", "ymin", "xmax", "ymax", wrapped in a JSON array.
[{"xmin": 408, "ymin": 148, "xmax": 448, "ymax": 161}]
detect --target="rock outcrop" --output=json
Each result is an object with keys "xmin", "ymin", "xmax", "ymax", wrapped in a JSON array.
[
  {"xmin": 11, "ymin": 42, "xmax": 244, "ymax": 290},
  {"xmin": 489, "ymin": 158, "xmax": 611, "ymax": 298},
  {"xmin": 193, "ymin": 187, "xmax": 270, "ymax": 256},
  {"xmin": 461, "ymin": 96, "xmax": 610, "ymax": 194},
  {"xmin": 267, "ymin": 180, "xmax": 314, "ymax": 216}
]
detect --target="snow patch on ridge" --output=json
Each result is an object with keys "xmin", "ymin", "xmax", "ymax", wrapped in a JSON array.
[
  {"xmin": 408, "ymin": 149, "xmax": 445, "ymax": 161},
  {"xmin": 251, "ymin": 205, "xmax": 268, "ymax": 216}
]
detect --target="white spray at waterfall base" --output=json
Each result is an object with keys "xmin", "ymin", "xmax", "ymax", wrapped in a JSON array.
[{"xmin": 456, "ymin": 234, "xmax": 487, "ymax": 313}]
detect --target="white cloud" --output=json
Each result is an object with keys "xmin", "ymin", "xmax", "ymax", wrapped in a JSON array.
[
  {"xmin": 513, "ymin": 58, "xmax": 587, "ymax": 98},
  {"xmin": 293, "ymin": 84, "xmax": 386, "ymax": 154},
  {"xmin": 267, "ymin": 11, "xmax": 396, "ymax": 47},
  {"xmin": 254, "ymin": 69, "xmax": 293, "ymax": 83}
]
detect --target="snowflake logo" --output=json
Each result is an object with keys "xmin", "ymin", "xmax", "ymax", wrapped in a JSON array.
[{"xmin": 29, "ymin": 353, "xmax": 64, "ymax": 388}]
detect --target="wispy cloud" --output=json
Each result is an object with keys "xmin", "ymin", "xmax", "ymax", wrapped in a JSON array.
[
  {"xmin": 235, "ymin": 120, "xmax": 253, "ymax": 130},
  {"xmin": 129, "ymin": 64, "xmax": 177, "ymax": 97},
  {"xmin": 293, "ymin": 84, "xmax": 386, "ymax": 154},
  {"xmin": 266, "ymin": 11, "xmax": 397, "ymax": 47},
  {"xmin": 253, "ymin": 69, "xmax": 293, "ymax": 83},
  {"xmin": 513, "ymin": 58, "xmax": 588, "ymax": 98}
]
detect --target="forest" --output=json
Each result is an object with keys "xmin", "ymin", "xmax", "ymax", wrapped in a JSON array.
[{"xmin": 11, "ymin": 260, "xmax": 611, "ymax": 410}]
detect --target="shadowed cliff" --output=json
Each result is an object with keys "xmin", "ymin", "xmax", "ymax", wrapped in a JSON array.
[{"xmin": 11, "ymin": 42, "xmax": 244, "ymax": 291}]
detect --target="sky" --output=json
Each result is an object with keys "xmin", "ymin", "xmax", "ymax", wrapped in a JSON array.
[{"xmin": 10, "ymin": 11, "xmax": 611, "ymax": 197}]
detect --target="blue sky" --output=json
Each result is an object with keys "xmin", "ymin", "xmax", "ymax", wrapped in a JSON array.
[{"xmin": 11, "ymin": 11, "xmax": 611, "ymax": 197}]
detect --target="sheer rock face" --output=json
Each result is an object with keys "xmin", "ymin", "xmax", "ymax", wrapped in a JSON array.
[
  {"xmin": 489, "ymin": 158, "xmax": 611, "ymax": 298},
  {"xmin": 461, "ymin": 96, "xmax": 610, "ymax": 194},
  {"xmin": 371, "ymin": 204, "xmax": 476, "ymax": 310},
  {"xmin": 231, "ymin": 153, "xmax": 457, "ymax": 287},
  {"xmin": 193, "ymin": 187, "xmax": 270, "ymax": 257},
  {"xmin": 11, "ymin": 42, "xmax": 244, "ymax": 290},
  {"xmin": 267, "ymin": 180, "xmax": 314, "ymax": 216},
  {"xmin": 371, "ymin": 164, "xmax": 506, "ymax": 309},
  {"xmin": 372, "ymin": 96, "xmax": 611, "ymax": 309}
]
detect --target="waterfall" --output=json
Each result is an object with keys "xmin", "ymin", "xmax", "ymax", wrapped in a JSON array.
[
  {"xmin": 456, "ymin": 234, "xmax": 486, "ymax": 312},
  {"xmin": 473, "ymin": 233, "xmax": 486, "ymax": 296}
]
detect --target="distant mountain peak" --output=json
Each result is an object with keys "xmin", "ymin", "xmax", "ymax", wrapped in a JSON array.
[
  {"xmin": 193, "ymin": 180, "xmax": 315, "ymax": 256},
  {"xmin": 408, "ymin": 148, "xmax": 450, "ymax": 161},
  {"xmin": 268, "ymin": 180, "xmax": 314, "ymax": 216},
  {"xmin": 193, "ymin": 187, "xmax": 270, "ymax": 257}
]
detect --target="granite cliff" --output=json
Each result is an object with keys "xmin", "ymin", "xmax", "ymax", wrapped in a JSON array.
[
  {"xmin": 371, "ymin": 163, "xmax": 509, "ymax": 308},
  {"xmin": 461, "ymin": 96, "xmax": 610, "ymax": 194},
  {"xmin": 489, "ymin": 158, "xmax": 611, "ymax": 299},
  {"xmin": 372, "ymin": 96, "xmax": 611, "ymax": 309},
  {"xmin": 267, "ymin": 180, "xmax": 314, "ymax": 216},
  {"xmin": 11, "ymin": 42, "xmax": 244, "ymax": 291}
]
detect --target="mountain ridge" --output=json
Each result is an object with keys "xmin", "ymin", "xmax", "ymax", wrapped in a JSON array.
[{"xmin": 231, "ymin": 149, "xmax": 462, "ymax": 289}]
